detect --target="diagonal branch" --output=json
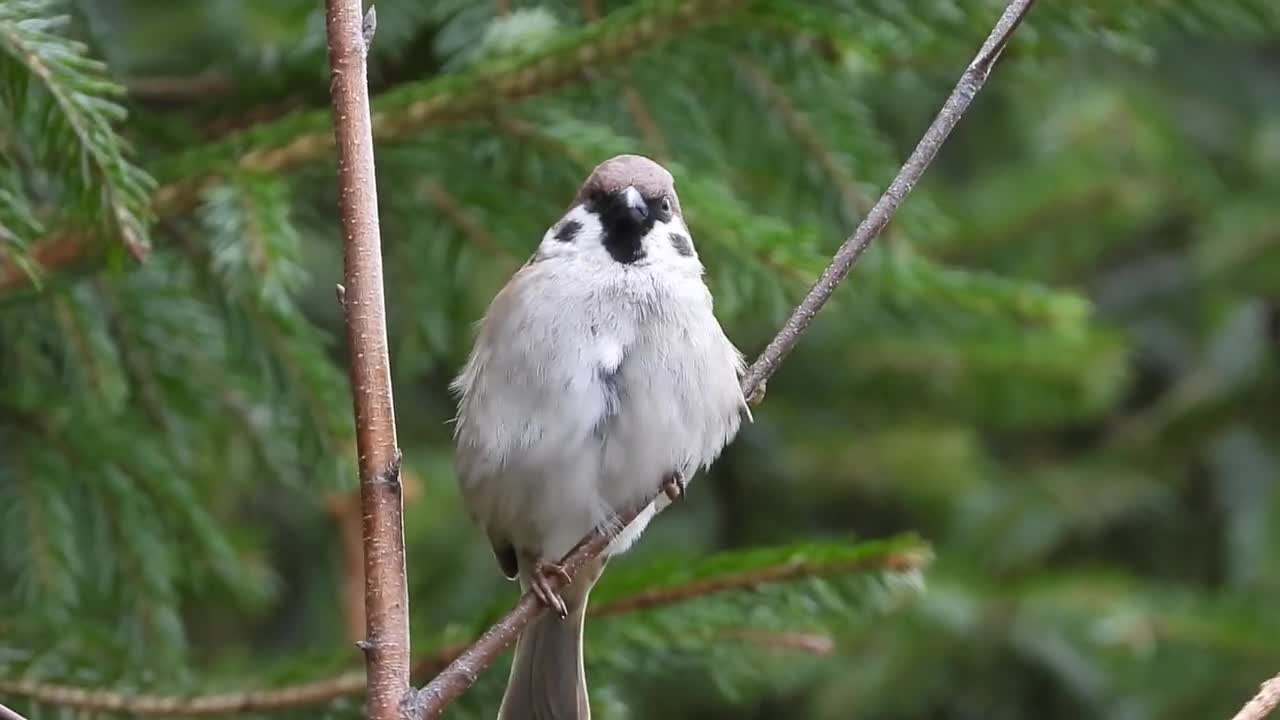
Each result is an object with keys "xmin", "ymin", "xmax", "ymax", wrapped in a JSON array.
[
  {"xmin": 738, "ymin": 0, "xmax": 1034, "ymax": 394},
  {"xmin": 325, "ymin": 4, "xmax": 409, "ymax": 720},
  {"xmin": 1231, "ymin": 673, "xmax": 1280, "ymax": 720},
  {"xmin": 405, "ymin": 1, "xmax": 1037, "ymax": 718},
  {"xmin": 0, "ymin": 703, "xmax": 30, "ymax": 720},
  {"xmin": 0, "ymin": 1, "xmax": 1032, "ymax": 716},
  {"xmin": 0, "ymin": 0, "xmax": 746, "ymax": 297}
]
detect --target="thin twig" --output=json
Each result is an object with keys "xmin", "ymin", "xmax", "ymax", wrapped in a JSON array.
[
  {"xmin": 325, "ymin": 4, "xmax": 411, "ymax": 720},
  {"xmin": 1231, "ymin": 673, "xmax": 1280, "ymax": 720},
  {"xmin": 718, "ymin": 629, "xmax": 836, "ymax": 656},
  {"xmin": 0, "ymin": 1, "xmax": 1029, "ymax": 716},
  {"xmin": 0, "ymin": 676, "xmax": 370, "ymax": 716},
  {"xmin": 404, "ymin": 507, "xmax": 643, "ymax": 718},
  {"xmin": 739, "ymin": 0, "xmax": 1034, "ymax": 394},
  {"xmin": 126, "ymin": 72, "xmax": 233, "ymax": 101},
  {"xmin": 406, "ymin": 1, "xmax": 1035, "ymax": 717}
]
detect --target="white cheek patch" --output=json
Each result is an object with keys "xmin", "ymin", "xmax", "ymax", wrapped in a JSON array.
[
  {"xmin": 643, "ymin": 218, "xmax": 697, "ymax": 261},
  {"xmin": 556, "ymin": 205, "xmax": 600, "ymax": 241},
  {"xmin": 535, "ymin": 204, "xmax": 605, "ymax": 260}
]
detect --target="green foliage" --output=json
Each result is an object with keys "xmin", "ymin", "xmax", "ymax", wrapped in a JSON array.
[
  {"xmin": 0, "ymin": 0, "xmax": 154, "ymax": 273},
  {"xmin": 2, "ymin": 2, "xmax": 1279, "ymax": 720}
]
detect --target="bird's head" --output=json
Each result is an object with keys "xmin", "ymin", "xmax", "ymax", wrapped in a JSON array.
[{"xmin": 533, "ymin": 154, "xmax": 699, "ymax": 270}]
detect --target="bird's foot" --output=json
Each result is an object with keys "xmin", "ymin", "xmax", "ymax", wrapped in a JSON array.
[
  {"xmin": 662, "ymin": 470, "xmax": 687, "ymax": 502},
  {"xmin": 530, "ymin": 559, "xmax": 571, "ymax": 619}
]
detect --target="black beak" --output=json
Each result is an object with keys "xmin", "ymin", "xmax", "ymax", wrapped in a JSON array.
[{"xmin": 622, "ymin": 186, "xmax": 648, "ymax": 224}]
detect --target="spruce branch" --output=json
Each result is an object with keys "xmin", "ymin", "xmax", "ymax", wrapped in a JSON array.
[
  {"xmin": 1231, "ymin": 673, "xmax": 1280, "ymax": 720},
  {"xmin": 580, "ymin": 0, "xmax": 670, "ymax": 161},
  {"xmin": 0, "ymin": 0, "xmax": 155, "ymax": 263},
  {"xmin": 324, "ymin": 4, "xmax": 410, "ymax": 720},
  {"xmin": 0, "ymin": 0, "xmax": 745, "ymax": 297},
  {"xmin": 419, "ymin": 179, "xmax": 517, "ymax": 265},
  {"xmin": 407, "ymin": 1, "xmax": 1035, "ymax": 716},
  {"xmin": 2, "ymin": 0, "xmax": 1030, "ymax": 713},
  {"xmin": 590, "ymin": 548, "xmax": 924, "ymax": 618},
  {"xmin": 735, "ymin": 55, "xmax": 871, "ymax": 224},
  {"xmin": 493, "ymin": 114, "xmax": 820, "ymax": 290},
  {"xmin": 0, "ymin": 537, "xmax": 924, "ymax": 714}
]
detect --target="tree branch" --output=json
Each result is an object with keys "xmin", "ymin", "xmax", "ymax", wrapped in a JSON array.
[
  {"xmin": 734, "ymin": 55, "xmax": 872, "ymax": 225},
  {"xmin": 717, "ymin": 629, "xmax": 835, "ymax": 656},
  {"xmin": 420, "ymin": 179, "xmax": 518, "ymax": 265},
  {"xmin": 590, "ymin": 550, "xmax": 923, "ymax": 618},
  {"xmin": 325, "ymin": 4, "xmax": 410, "ymax": 720},
  {"xmin": 0, "ymin": 675, "xmax": 370, "ymax": 716},
  {"xmin": 739, "ymin": 0, "xmax": 1034, "ymax": 394},
  {"xmin": 580, "ymin": 0, "xmax": 671, "ymax": 161},
  {"xmin": 406, "ymin": 1, "xmax": 1036, "ymax": 717},
  {"xmin": 0, "ymin": 0, "xmax": 745, "ymax": 298},
  {"xmin": 1232, "ymin": 673, "xmax": 1280, "ymax": 720},
  {"xmin": 0, "ymin": 544, "xmax": 925, "ymax": 715},
  {"xmin": 0, "ymin": 0, "xmax": 1031, "ymax": 716}
]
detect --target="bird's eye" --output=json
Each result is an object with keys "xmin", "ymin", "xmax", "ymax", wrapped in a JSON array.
[{"xmin": 660, "ymin": 196, "xmax": 672, "ymax": 214}]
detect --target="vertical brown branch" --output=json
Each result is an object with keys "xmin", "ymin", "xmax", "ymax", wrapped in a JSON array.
[{"xmin": 324, "ymin": 4, "xmax": 411, "ymax": 720}]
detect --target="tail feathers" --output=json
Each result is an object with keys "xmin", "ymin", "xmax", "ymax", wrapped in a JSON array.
[
  {"xmin": 497, "ymin": 601, "xmax": 589, "ymax": 720},
  {"xmin": 497, "ymin": 557, "xmax": 604, "ymax": 720}
]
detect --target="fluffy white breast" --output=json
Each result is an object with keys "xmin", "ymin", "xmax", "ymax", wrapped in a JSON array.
[{"xmin": 453, "ymin": 206, "xmax": 746, "ymax": 562}]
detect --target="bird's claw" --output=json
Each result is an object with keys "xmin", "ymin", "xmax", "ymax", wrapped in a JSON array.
[
  {"xmin": 662, "ymin": 470, "xmax": 687, "ymax": 502},
  {"xmin": 531, "ymin": 559, "xmax": 570, "ymax": 619}
]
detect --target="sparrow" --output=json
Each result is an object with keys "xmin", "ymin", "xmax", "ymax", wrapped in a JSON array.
[{"xmin": 451, "ymin": 154, "xmax": 750, "ymax": 719}]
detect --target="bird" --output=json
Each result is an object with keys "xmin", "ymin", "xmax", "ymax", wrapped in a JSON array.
[{"xmin": 450, "ymin": 154, "xmax": 751, "ymax": 719}]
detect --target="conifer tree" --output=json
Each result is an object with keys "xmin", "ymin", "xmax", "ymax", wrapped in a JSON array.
[{"xmin": 2, "ymin": 2, "xmax": 1278, "ymax": 719}]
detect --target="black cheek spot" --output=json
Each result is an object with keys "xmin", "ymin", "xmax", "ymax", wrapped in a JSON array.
[
  {"xmin": 555, "ymin": 219, "xmax": 582, "ymax": 243},
  {"xmin": 669, "ymin": 232, "xmax": 694, "ymax": 257}
]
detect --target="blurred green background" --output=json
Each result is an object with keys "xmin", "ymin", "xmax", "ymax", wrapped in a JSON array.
[{"xmin": 2, "ymin": 1, "xmax": 1279, "ymax": 718}]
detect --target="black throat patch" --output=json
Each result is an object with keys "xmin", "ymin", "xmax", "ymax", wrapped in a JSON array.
[{"xmin": 586, "ymin": 191, "xmax": 654, "ymax": 265}]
